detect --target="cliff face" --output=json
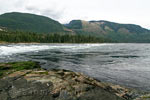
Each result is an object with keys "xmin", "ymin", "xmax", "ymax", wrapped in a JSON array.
[{"xmin": 0, "ymin": 61, "xmax": 149, "ymax": 100}]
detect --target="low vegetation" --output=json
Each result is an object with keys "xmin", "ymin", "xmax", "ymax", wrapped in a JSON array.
[{"xmin": 0, "ymin": 61, "xmax": 40, "ymax": 77}]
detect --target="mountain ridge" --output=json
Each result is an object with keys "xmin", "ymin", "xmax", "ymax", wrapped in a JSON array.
[
  {"xmin": 0, "ymin": 12, "xmax": 150, "ymax": 43},
  {"xmin": 0, "ymin": 12, "xmax": 64, "ymax": 33},
  {"xmin": 0, "ymin": 12, "xmax": 149, "ymax": 34},
  {"xmin": 65, "ymin": 20, "xmax": 149, "ymax": 35}
]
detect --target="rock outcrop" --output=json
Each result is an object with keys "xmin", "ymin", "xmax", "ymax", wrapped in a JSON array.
[{"xmin": 0, "ymin": 61, "xmax": 149, "ymax": 100}]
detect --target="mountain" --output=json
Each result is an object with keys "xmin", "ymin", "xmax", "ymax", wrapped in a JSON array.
[
  {"xmin": 0, "ymin": 12, "xmax": 64, "ymax": 33},
  {"xmin": 65, "ymin": 20, "xmax": 150, "ymax": 35},
  {"xmin": 65, "ymin": 20, "xmax": 150, "ymax": 42},
  {"xmin": 0, "ymin": 12, "xmax": 150, "ymax": 42}
]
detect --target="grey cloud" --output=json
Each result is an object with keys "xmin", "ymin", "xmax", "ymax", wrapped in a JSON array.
[
  {"xmin": 25, "ymin": 6, "xmax": 39, "ymax": 12},
  {"xmin": 0, "ymin": 0, "xmax": 149, "ymax": 28},
  {"xmin": 0, "ymin": 0, "xmax": 27, "ymax": 14},
  {"xmin": 41, "ymin": 9, "xmax": 63, "ymax": 19},
  {"xmin": 25, "ymin": 6, "xmax": 65, "ymax": 20},
  {"xmin": 14, "ymin": 0, "xmax": 25, "ymax": 8},
  {"xmin": 0, "ymin": 0, "xmax": 65, "ymax": 21}
]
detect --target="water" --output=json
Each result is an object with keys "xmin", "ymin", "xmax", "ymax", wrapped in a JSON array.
[{"xmin": 0, "ymin": 43, "xmax": 150, "ymax": 91}]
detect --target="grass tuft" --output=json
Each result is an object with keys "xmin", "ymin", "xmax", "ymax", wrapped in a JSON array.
[{"xmin": 0, "ymin": 61, "xmax": 40, "ymax": 77}]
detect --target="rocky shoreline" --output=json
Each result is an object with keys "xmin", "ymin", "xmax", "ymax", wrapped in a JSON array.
[{"xmin": 0, "ymin": 61, "xmax": 149, "ymax": 100}]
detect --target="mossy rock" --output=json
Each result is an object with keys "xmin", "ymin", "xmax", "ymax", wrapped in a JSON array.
[
  {"xmin": 0, "ymin": 71, "xmax": 3, "ymax": 77},
  {"xmin": 9, "ymin": 61, "xmax": 40, "ymax": 70},
  {"xmin": 0, "ymin": 61, "xmax": 40, "ymax": 78}
]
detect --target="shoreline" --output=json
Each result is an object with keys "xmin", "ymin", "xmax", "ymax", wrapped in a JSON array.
[
  {"xmin": 0, "ymin": 61, "xmax": 149, "ymax": 100},
  {"xmin": 1, "ymin": 42, "xmax": 150, "ymax": 45}
]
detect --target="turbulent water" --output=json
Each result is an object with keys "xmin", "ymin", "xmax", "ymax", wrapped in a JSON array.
[{"xmin": 0, "ymin": 43, "xmax": 150, "ymax": 91}]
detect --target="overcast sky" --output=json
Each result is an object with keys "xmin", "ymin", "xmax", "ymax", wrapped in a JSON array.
[{"xmin": 0, "ymin": 0, "xmax": 149, "ymax": 29}]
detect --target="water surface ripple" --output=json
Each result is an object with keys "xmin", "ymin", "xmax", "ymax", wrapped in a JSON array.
[{"xmin": 0, "ymin": 43, "xmax": 150, "ymax": 91}]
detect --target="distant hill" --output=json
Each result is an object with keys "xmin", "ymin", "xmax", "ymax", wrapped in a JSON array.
[
  {"xmin": 65, "ymin": 20, "xmax": 149, "ymax": 35},
  {"xmin": 0, "ymin": 12, "xmax": 64, "ymax": 33},
  {"xmin": 0, "ymin": 12, "xmax": 150, "ymax": 42},
  {"xmin": 65, "ymin": 20, "xmax": 150, "ymax": 42}
]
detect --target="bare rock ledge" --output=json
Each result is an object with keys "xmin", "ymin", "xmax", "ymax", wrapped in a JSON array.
[{"xmin": 0, "ymin": 61, "xmax": 149, "ymax": 100}]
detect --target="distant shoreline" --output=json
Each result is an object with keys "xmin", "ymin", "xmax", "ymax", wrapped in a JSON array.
[
  {"xmin": 0, "ymin": 42, "xmax": 105, "ymax": 45},
  {"xmin": 1, "ymin": 42, "xmax": 150, "ymax": 45}
]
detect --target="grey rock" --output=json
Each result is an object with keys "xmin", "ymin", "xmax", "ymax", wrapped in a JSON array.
[{"xmin": 0, "ymin": 78, "xmax": 53, "ymax": 100}]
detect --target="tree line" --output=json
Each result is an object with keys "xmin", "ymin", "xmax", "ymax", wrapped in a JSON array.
[{"xmin": 0, "ymin": 31, "xmax": 112, "ymax": 43}]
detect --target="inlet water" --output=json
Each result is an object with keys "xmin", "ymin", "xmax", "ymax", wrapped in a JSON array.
[{"xmin": 0, "ymin": 43, "xmax": 150, "ymax": 91}]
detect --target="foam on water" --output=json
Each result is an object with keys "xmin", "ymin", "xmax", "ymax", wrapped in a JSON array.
[
  {"xmin": 0, "ymin": 45, "xmax": 49, "ymax": 56},
  {"xmin": 0, "ymin": 44, "xmax": 110, "ymax": 56},
  {"xmin": 0, "ymin": 43, "xmax": 150, "ymax": 91}
]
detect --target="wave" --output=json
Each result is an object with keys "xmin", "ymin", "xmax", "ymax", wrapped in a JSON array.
[{"xmin": 0, "ymin": 43, "xmax": 112, "ymax": 56}]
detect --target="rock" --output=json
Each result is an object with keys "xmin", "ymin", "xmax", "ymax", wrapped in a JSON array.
[
  {"xmin": 0, "ymin": 77, "xmax": 53, "ymax": 100},
  {"xmin": 0, "ymin": 61, "xmax": 147, "ymax": 100},
  {"xmin": 135, "ymin": 94, "xmax": 150, "ymax": 100},
  {"xmin": 79, "ymin": 87, "xmax": 124, "ymax": 100},
  {"xmin": 0, "ymin": 68, "xmax": 126, "ymax": 100}
]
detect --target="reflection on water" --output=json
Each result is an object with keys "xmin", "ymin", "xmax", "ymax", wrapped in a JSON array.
[{"xmin": 0, "ymin": 43, "xmax": 150, "ymax": 91}]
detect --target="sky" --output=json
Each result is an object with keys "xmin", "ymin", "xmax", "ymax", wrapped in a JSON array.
[{"xmin": 0, "ymin": 0, "xmax": 149, "ymax": 29}]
